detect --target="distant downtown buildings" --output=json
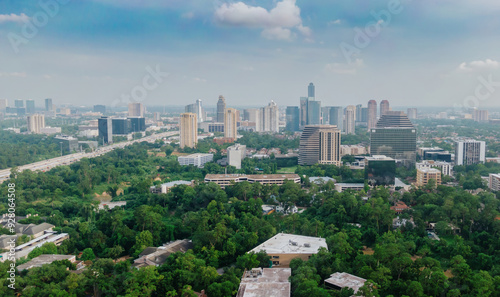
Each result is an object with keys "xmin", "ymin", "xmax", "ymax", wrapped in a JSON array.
[{"xmin": 180, "ymin": 113, "xmax": 198, "ymax": 148}]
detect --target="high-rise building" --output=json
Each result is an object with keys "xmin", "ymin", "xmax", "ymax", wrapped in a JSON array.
[
  {"xmin": 0, "ymin": 99, "xmax": 7, "ymax": 111},
  {"xmin": 243, "ymin": 108, "xmax": 261, "ymax": 131},
  {"xmin": 365, "ymin": 155, "xmax": 396, "ymax": 186},
  {"xmin": 361, "ymin": 107, "xmax": 368, "ymax": 123},
  {"xmin": 227, "ymin": 144, "xmax": 246, "ymax": 169},
  {"xmin": 14, "ymin": 99, "xmax": 24, "ymax": 108},
  {"xmin": 217, "ymin": 95, "xmax": 226, "ymax": 123},
  {"xmin": 307, "ymin": 99, "xmax": 321, "ymax": 125},
  {"xmin": 27, "ymin": 114, "xmax": 45, "ymax": 133},
  {"xmin": 45, "ymin": 98, "xmax": 53, "ymax": 112},
  {"xmin": 128, "ymin": 103, "xmax": 144, "ymax": 117},
  {"xmin": 285, "ymin": 106, "xmax": 300, "ymax": 132},
  {"xmin": 321, "ymin": 107, "xmax": 330, "ymax": 124},
  {"xmin": 98, "ymin": 116, "xmax": 113, "ymax": 144},
  {"xmin": 298, "ymin": 125, "xmax": 341, "ymax": 166},
  {"xmin": 416, "ymin": 168, "xmax": 442, "ymax": 187},
  {"xmin": 370, "ymin": 111, "xmax": 417, "ymax": 166},
  {"xmin": 129, "ymin": 117, "xmax": 146, "ymax": 132},
  {"xmin": 355, "ymin": 104, "xmax": 363, "ymax": 122},
  {"xmin": 308, "ymin": 83, "xmax": 315, "ymax": 98},
  {"xmin": 185, "ymin": 100, "xmax": 205, "ymax": 123},
  {"xmin": 344, "ymin": 105, "xmax": 356, "ymax": 135},
  {"xmin": 488, "ymin": 173, "xmax": 500, "ymax": 191},
  {"xmin": 367, "ymin": 100, "xmax": 377, "ymax": 130},
  {"xmin": 94, "ymin": 105, "xmax": 106, "ymax": 114},
  {"xmin": 224, "ymin": 108, "xmax": 238, "ymax": 140},
  {"xmin": 25, "ymin": 100, "xmax": 35, "ymax": 114},
  {"xmin": 473, "ymin": 109, "xmax": 489, "ymax": 122},
  {"xmin": 299, "ymin": 97, "xmax": 308, "ymax": 129},
  {"xmin": 112, "ymin": 118, "xmax": 130, "ymax": 135},
  {"xmin": 261, "ymin": 101, "xmax": 279, "ymax": 133},
  {"xmin": 407, "ymin": 108, "xmax": 417, "ymax": 120},
  {"xmin": 180, "ymin": 113, "xmax": 198, "ymax": 148},
  {"xmin": 380, "ymin": 100, "xmax": 390, "ymax": 116},
  {"xmin": 329, "ymin": 107, "xmax": 343, "ymax": 132},
  {"xmin": 455, "ymin": 140, "xmax": 486, "ymax": 165}
]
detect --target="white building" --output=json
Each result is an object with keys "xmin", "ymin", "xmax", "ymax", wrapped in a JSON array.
[
  {"xmin": 260, "ymin": 101, "xmax": 279, "ymax": 133},
  {"xmin": 455, "ymin": 140, "xmax": 486, "ymax": 165},
  {"xmin": 227, "ymin": 144, "xmax": 246, "ymax": 169},
  {"xmin": 489, "ymin": 173, "xmax": 500, "ymax": 191},
  {"xmin": 178, "ymin": 153, "xmax": 213, "ymax": 168},
  {"xmin": 416, "ymin": 160, "xmax": 453, "ymax": 176},
  {"xmin": 27, "ymin": 114, "xmax": 45, "ymax": 133},
  {"xmin": 150, "ymin": 180, "xmax": 193, "ymax": 194}
]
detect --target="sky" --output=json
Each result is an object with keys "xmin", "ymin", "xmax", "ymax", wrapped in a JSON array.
[{"xmin": 1, "ymin": 0, "xmax": 500, "ymax": 109}]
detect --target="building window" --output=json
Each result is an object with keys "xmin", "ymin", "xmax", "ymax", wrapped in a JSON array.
[
  {"xmin": 272, "ymin": 256, "xmax": 280, "ymax": 259},
  {"xmin": 272, "ymin": 261, "xmax": 280, "ymax": 265}
]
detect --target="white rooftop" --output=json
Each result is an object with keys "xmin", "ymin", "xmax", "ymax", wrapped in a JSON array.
[{"xmin": 249, "ymin": 233, "xmax": 327, "ymax": 255}]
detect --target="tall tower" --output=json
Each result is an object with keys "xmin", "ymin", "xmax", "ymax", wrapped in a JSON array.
[
  {"xmin": 380, "ymin": 100, "xmax": 390, "ymax": 117},
  {"xmin": 299, "ymin": 125, "xmax": 341, "ymax": 166},
  {"xmin": 128, "ymin": 103, "xmax": 144, "ymax": 117},
  {"xmin": 224, "ymin": 108, "xmax": 238, "ymax": 140},
  {"xmin": 308, "ymin": 83, "xmax": 315, "ymax": 98},
  {"xmin": 261, "ymin": 101, "xmax": 279, "ymax": 133},
  {"xmin": 217, "ymin": 95, "xmax": 226, "ymax": 123},
  {"xmin": 285, "ymin": 106, "xmax": 300, "ymax": 132},
  {"xmin": 45, "ymin": 98, "xmax": 53, "ymax": 112},
  {"xmin": 26, "ymin": 99, "xmax": 35, "ymax": 114},
  {"xmin": 344, "ymin": 105, "xmax": 356, "ymax": 135},
  {"xmin": 329, "ymin": 107, "xmax": 343, "ymax": 132},
  {"xmin": 27, "ymin": 114, "xmax": 45, "ymax": 133},
  {"xmin": 180, "ymin": 113, "xmax": 198, "ymax": 148},
  {"xmin": 367, "ymin": 100, "xmax": 377, "ymax": 130}
]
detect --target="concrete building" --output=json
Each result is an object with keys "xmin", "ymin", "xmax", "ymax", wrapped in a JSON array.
[
  {"xmin": 365, "ymin": 155, "xmax": 396, "ymax": 186},
  {"xmin": 285, "ymin": 106, "xmax": 300, "ymax": 132},
  {"xmin": 224, "ymin": 108, "xmax": 238, "ymax": 140},
  {"xmin": 227, "ymin": 144, "xmax": 247, "ymax": 169},
  {"xmin": 27, "ymin": 114, "xmax": 45, "ymax": 133},
  {"xmin": 98, "ymin": 116, "xmax": 113, "ymax": 144},
  {"xmin": 344, "ymin": 105, "xmax": 356, "ymax": 135},
  {"xmin": 416, "ymin": 161, "xmax": 453, "ymax": 176},
  {"xmin": 128, "ymin": 103, "xmax": 144, "ymax": 117},
  {"xmin": 248, "ymin": 233, "xmax": 328, "ymax": 267},
  {"xmin": 133, "ymin": 239, "xmax": 193, "ymax": 269},
  {"xmin": 488, "ymin": 173, "xmax": 500, "ymax": 191},
  {"xmin": 298, "ymin": 125, "xmax": 341, "ymax": 166},
  {"xmin": 180, "ymin": 113, "xmax": 198, "ymax": 149},
  {"xmin": 455, "ymin": 140, "xmax": 486, "ymax": 165},
  {"xmin": 334, "ymin": 183, "xmax": 365, "ymax": 192},
  {"xmin": 473, "ymin": 109, "xmax": 489, "ymax": 122},
  {"xmin": 150, "ymin": 180, "xmax": 194, "ymax": 194},
  {"xmin": 380, "ymin": 100, "xmax": 390, "ymax": 116},
  {"xmin": 407, "ymin": 108, "xmax": 417, "ymax": 120},
  {"xmin": 237, "ymin": 268, "xmax": 291, "ymax": 297},
  {"xmin": 0, "ymin": 99, "xmax": 7, "ymax": 111},
  {"xmin": 367, "ymin": 100, "xmax": 377, "ymax": 130},
  {"xmin": 261, "ymin": 101, "xmax": 279, "ymax": 133},
  {"xmin": 54, "ymin": 135, "xmax": 79, "ymax": 154},
  {"xmin": 416, "ymin": 168, "xmax": 442, "ymax": 187},
  {"xmin": 26, "ymin": 99, "xmax": 35, "ymax": 114},
  {"xmin": 217, "ymin": 95, "xmax": 226, "ymax": 123},
  {"xmin": 178, "ymin": 153, "xmax": 213, "ymax": 168},
  {"xmin": 185, "ymin": 99, "xmax": 205, "ymax": 123},
  {"xmin": 205, "ymin": 174, "xmax": 300, "ymax": 189},
  {"xmin": 324, "ymin": 272, "xmax": 366, "ymax": 294},
  {"xmin": 17, "ymin": 254, "xmax": 76, "ymax": 271}
]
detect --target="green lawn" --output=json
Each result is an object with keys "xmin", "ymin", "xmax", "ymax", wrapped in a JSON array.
[{"xmin": 277, "ymin": 166, "xmax": 297, "ymax": 173}]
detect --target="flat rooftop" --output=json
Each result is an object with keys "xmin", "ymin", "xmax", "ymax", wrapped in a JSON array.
[
  {"xmin": 237, "ymin": 268, "xmax": 291, "ymax": 297},
  {"xmin": 249, "ymin": 233, "xmax": 327, "ymax": 255},
  {"xmin": 162, "ymin": 180, "xmax": 192, "ymax": 187},
  {"xmin": 417, "ymin": 168, "xmax": 441, "ymax": 173},
  {"xmin": 17, "ymin": 254, "xmax": 75, "ymax": 271},
  {"xmin": 179, "ymin": 153, "xmax": 213, "ymax": 158},
  {"xmin": 365, "ymin": 155, "xmax": 395, "ymax": 161},
  {"xmin": 324, "ymin": 272, "xmax": 366, "ymax": 294},
  {"xmin": 205, "ymin": 174, "xmax": 300, "ymax": 180}
]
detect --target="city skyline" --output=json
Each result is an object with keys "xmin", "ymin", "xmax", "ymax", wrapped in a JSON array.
[{"xmin": 0, "ymin": 1, "xmax": 499, "ymax": 108}]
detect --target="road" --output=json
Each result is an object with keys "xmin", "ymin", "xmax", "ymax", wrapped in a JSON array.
[{"xmin": 0, "ymin": 131, "xmax": 178, "ymax": 183}]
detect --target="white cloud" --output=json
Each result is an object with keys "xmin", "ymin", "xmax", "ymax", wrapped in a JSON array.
[
  {"xmin": 457, "ymin": 59, "xmax": 500, "ymax": 72},
  {"xmin": 0, "ymin": 13, "xmax": 29, "ymax": 23},
  {"xmin": 328, "ymin": 19, "xmax": 342, "ymax": 25},
  {"xmin": 0, "ymin": 72, "xmax": 27, "ymax": 77},
  {"xmin": 214, "ymin": 0, "xmax": 311, "ymax": 40},
  {"xmin": 181, "ymin": 12, "xmax": 194, "ymax": 19},
  {"xmin": 325, "ymin": 59, "xmax": 364, "ymax": 75}
]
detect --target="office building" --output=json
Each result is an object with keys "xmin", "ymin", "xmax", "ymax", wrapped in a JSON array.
[
  {"xmin": 325, "ymin": 273, "xmax": 366, "ymax": 295},
  {"xmin": 261, "ymin": 101, "xmax": 279, "ymax": 133},
  {"xmin": 217, "ymin": 95, "xmax": 226, "ymax": 123},
  {"xmin": 473, "ymin": 109, "xmax": 489, "ymax": 122},
  {"xmin": 308, "ymin": 82, "xmax": 315, "ymax": 98},
  {"xmin": 128, "ymin": 103, "xmax": 144, "ymax": 117},
  {"xmin": 0, "ymin": 99, "xmax": 7, "ymax": 111},
  {"xmin": 17, "ymin": 254, "xmax": 77, "ymax": 271},
  {"xmin": 25, "ymin": 100, "xmax": 35, "ymax": 114},
  {"xmin": 488, "ymin": 173, "xmax": 500, "ymax": 191},
  {"xmin": 367, "ymin": 100, "xmax": 377, "ymax": 130},
  {"xmin": 416, "ymin": 168, "xmax": 442, "ymax": 187},
  {"xmin": 94, "ymin": 105, "xmax": 106, "ymax": 114},
  {"xmin": 27, "ymin": 114, "xmax": 45, "ymax": 134},
  {"xmin": 44, "ymin": 98, "xmax": 53, "ymax": 112},
  {"xmin": 321, "ymin": 107, "xmax": 330, "ymax": 124},
  {"xmin": 227, "ymin": 144, "xmax": 246, "ymax": 169},
  {"xmin": 179, "ymin": 113, "xmax": 198, "ymax": 148},
  {"xmin": 205, "ymin": 174, "xmax": 300, "ymax": 188},
  {"xmin": 299, "ymin": 97, "xmax": 308, "ymax": 129},
  {"xmin": 129, "ymin": 117, "xmax": 146, "ymax": 132},
  {"xmin": 14, "ymin": 99, "xmax": 24, "ymax": 108},
  {"xmin": 98, "ymin": 116, "xmax": 113, "ymax": 144},
  {"xmin": 185, "ymin": 99, "xmax": 205, "ymax": 123},
  {"xmin": 199, "ymin": 122, "xmax": 224, "ymax": 133},
  {"xmin": 365, "ymin": 155, "xmax": 396, "ymax": 186},
  {"xmin": 343, "ymin": 105, "xmax": 356, "ymax": 135},
  {"xmin": 178, "ymin": 153, "xmax": 213, "ymax": 168},
  {"xmin": 370, "ymin": 111, "xmax": 417, "ymax": 166},
  {"xmin": 285, "ymin": 106, "xmax": 300, "ymax": 132},
  {"xmin": 329, "ymin": 107, "xmax": 343, "ymax": 132},
  {"xmin": 360, "ymin": 107, "xmax": 369, "ymax": 123},
  {"xmin": 299, "ymin": 125, "xmax": 341, "ymax": 166},
  {"xmin": 54, "ymin": 135, "xmax": 79, "ymax": 154},
  {"xmin": 380, "ymin": 100, "xmax": 390, "ymax": 116},
  {"xmin": 112, "ymin": 118, "xmax": 130, "ymax": 135},
  {"xmin": 150, "ymin": 180, "xmax": 194, "ymax": 194},
  {"xmin": 248, "ymin": 233, "xmax": 328, "ymax": 267},
  {"xmin": 224, "ymin": 108, "xmax": 238, "ymax": 140},
  {"xmin": 416, "ymin": 161, "xmax": 453, "ymax": 176},
  {"xmin": 237, "ymin": 268, "xmax": 291, "ymax": 297},
  {"xmin": 307, "ymin": 99, "xmax": 321, "ymax": 125},
  {"xmin": 407, "ymin": 108, "xmax": 417, "ymax": 120},
  {"xmin": 455, "ymin": 140, "xmax": 486, "ymax": 165}
]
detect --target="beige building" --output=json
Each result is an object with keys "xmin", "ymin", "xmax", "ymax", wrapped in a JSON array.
[
  {"xmin": 299, "ymin": 125, "xmax": 341, "ymax": 166},
  {"xmin": 128, "ymin": 102, "xmax": 144, "ymax": 117},
  {"xmin": 224, "ymin": 108, "xmax": 238, "ymax": 140},
  {"xmin": 248, "ymin": 233, "xmax": 328, "ymax": 268},
  {"xmin": 27, "ymin": 114, "xmax": 45, "ymax": 133},
  {"xmin": 237, "ymin": 268, "xmax": 291, "ymax": 297},
  {"xmin": 416, "ymin": 168, "xmax": 441, "ymax": 187},
  {"xmin": 205, "ymin": 174, "xmax": 300, "ymax": 189},
  {"xmin": 344, "ymin": 105, "xmax": 356, "ymax": 135},
  {"xmin": 179, "ymin": 113, "xmax": 198, "ymax": 148}
]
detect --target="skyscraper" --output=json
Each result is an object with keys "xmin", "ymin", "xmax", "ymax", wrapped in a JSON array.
[
  {"xmin": 344, "ymin": 105, "xmax": 356, "ymax": 135},
  {"xmin": 14, "ymin": 99, "xmax": 24, "ymax": 108},
  {"xmin": 217, "ymin": 95, "xmax": 226, "ymax": 123},
  {"xmin": 407, "ymin": 108, "xmax": 417, "ymax": 120},
  {"xmin": 224, "ymin": 108, "xmax": 238, "ymax": 140},
  {"xmin": 244, "ymin": 108, "xmax": 261, "ymax": 131},
  {"xmin": 355, "ymin": 104, "xmax": 363, "ymax": 122},
  {"xmin": 98, "ymin": 116, "xmax": 113, "ymax": 144},
  {"xmin": 94, "ymin": 105, "xmax": 106, "ymax": 114},
  {"xmin": 368, "ymin": 100, "xmax": 377, "ymax": 130},
  {"xmin": 299, "ymin": 97, "xmax": 308, "ymax": 129},
  {"xmin": 299, "ymin": 125, "xmax": 341, "ymax": 166},
  {"xmin": 261, "ymin": 101, "xmax": 279, "ymax": 133},
  {"xmin": 361, "ymin": 107, "xmax": 369, "ymax": 123},
  {"xmin": 180, "ymin": 113, "xmax": 198, "ymax": 148},
  {"xmin": 26, "ymin": 99, "xmax": 35, "ymax": 114},
  {"xmin": 455, "ymin": 140, "xmax": 486, "ymax": 165},
  {"xmin": 45, "ymin": 98, "xmax": 53, "ymax": 112},
  {"xmin": 370, "ymin": 111, "xmax": 417, "ymax": 166},
  {"xmin": 329, "ymin": 107, "xmax": 343, "ymax": 132},
  {"xmin": 380, "ymin": 100, "xmax": 390, "ymax": 116},
  {"xmin": 0, "ymin": 99, "xmax": 7, "ymax": 111},
  {"xmin": 285, "ymin": 106, "xmax": 300, "ymax": 132},
  {"xmin": 472, "ymin": 109, "xmax": 489, "ymax": 122},
  {"xmin": 321, "ymin": 107, "xmax": 331, "ymax": 124},
  {"xmin": 128, "ymin": 103, "xmax": 144, "ymax": 117},
  {"xmin": 307, "ymin": 99, "xmax": 321, "ymax": 125},
  {"xmin": 27, "ymin": 114, "xmax": 45, "ymax": 133},
  {"xmin": 308, "ymin": 83, "xmax": 315, "ymax": 98}
]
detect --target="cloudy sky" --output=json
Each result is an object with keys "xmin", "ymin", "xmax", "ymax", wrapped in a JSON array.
[{"xmin": 1, "ymin": 0, "xmax": 500, "ymax": 109}]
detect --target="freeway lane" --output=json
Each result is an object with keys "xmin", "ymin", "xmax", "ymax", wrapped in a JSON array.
[{"xmin": 0, "ymin": 131, "xmax": 178, "ymax": 183}]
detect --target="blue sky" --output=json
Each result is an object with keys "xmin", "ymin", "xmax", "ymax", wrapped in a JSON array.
[{"xmin": 1, "ymin": 0, "xmax": 500, "ymax": 109}]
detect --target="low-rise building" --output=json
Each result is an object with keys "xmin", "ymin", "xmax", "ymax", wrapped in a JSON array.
[
  {"xmin": 178, "ymin": 153, "xmax": 214, "ymax": 168},
  {"xmin": 365, "ymin": 155, "xmax": 396, "ymax": 186},
  {"xmin": 227, "ymin": 144, "xmax": 246, "ymax": 169},
  {"xmin": 248, "ymin": 233, "xmax": 328, "ymax": 267},
  {"xmin": 334, "ymin": 183, "xmax": 365, "ymax": 192},
  {"xmin": 236, "ymin": 268, "xmax": 291, "ymax": 297},
  {"xmin": 17, "ymin": 254, "xmax": 77, "ymax": 271},
  {"xmin": 416, "ymin": 160, "xmax": 453, "ymax": 176},
  {"xmin": 391, "ymin": 201, "xmax": 410, "ymax": 214},
  {"xmin": 150, "ymin": 180, "xmax": 194, "ymax": 194},
  {"xmin": 205, "ymin": 174, "xmax": 300, "ymax": 189},
  {"xmin": 133, "ymin": 239, "xmax": 194, "ymax": 269},
  {"xmin": 416, "ymin": 168, "xmax": 442, "ymax": 187},
  {"xmin": 324, "ymin": 272, "xmax": 366, "ymax": 294}
]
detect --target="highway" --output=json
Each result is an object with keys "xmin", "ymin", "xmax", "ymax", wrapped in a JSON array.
[{"xmin": 0, "ymin": 131, "xmax": 178, "ymax": 183}]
